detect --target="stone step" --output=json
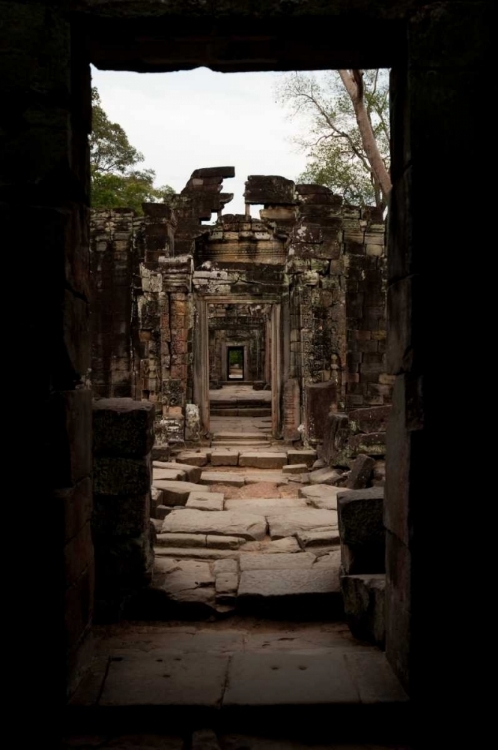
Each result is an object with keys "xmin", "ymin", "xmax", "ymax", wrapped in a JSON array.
[
  {"xmin": 211, "ymin": 408, "xmax": 272, "ymax": 417},
  {"xmin": 224, "ymin": 497, "xmax": 307, "ymax": 513},
  {"xmin": 201, "ymin": 472, "xmax": 246, "ymax": 487},
  {"xmin": 266, "ymin": 509, "xmax": 339, "ymax": 539},
  {"xmin": 238, "ymin": 452, "xmax": 288, "ymax": 469},
  {"xmin": 69, "ymin": 647, "xmax": 411, "ymax": 742},
  {"xmin": 212, "ymin": 432, "xmax": 269, "ymax": 441},
  {"xmin": 236, "ymin": 567, "xmax": 343, "ymax": 617},
  {"xmin": 210, "ymin": 441, "xmax": 270, "ymax": 448}
]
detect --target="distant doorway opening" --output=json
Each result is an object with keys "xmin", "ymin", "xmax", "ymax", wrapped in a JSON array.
[{"xmin": 227, "ymin": 346, "xmax": 244, "ymax": 380}]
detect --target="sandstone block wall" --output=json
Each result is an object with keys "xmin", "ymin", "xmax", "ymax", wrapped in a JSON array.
[{"xmin": 92, "ymin": 398, "xmax": 155, "ymax": 620}]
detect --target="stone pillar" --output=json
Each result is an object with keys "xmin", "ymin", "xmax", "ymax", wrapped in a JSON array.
[
  {"xmin": 92, "ymin": 399, "xmax": 155, "ymax": 620},
  {"xmin": 386, "ymin": 1, "xmax": 490, "ymax": 714},
  {"xmin": 1, "ymin": 2, "xmax": 92, "ymax": 715}
]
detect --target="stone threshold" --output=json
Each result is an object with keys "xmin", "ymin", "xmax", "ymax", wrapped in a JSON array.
[{"xmin": 67, "ymin": 646, "xmax": 409, "ymax": 740}]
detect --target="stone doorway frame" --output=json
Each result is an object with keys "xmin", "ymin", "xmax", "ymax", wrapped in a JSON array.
[
  {"xmin": 224, "ymin": 344, "xmax": 246, "ymax": 381},
  {"xmin": 193, "ymin": 295, "xmax": 282, "ymax": 438}
]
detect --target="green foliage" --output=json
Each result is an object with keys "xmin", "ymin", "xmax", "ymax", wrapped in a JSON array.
[
  {"xmin": 276, "ymin": 70, "xmax": 390, "ymax": 207},
  {"xmin": 90, "ymin": 87, "xmax": 174, "ymax": 213}
]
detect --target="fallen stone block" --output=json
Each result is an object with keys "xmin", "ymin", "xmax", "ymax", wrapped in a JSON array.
[
  {"xmin": 346, "ymin": 454, "xmax": 375, "ymax": 490},
  {"xmin": 152, "ymin": 480, "xmax": 208, "ymax": 506},
  {"xmin": 161, "ymin": 509, "xmax": 267, "ymax": 541},
  {"xmin": 341, "ymin": 573, "xmax": 386, "ymax": 647},
  {"xmin": 151, "ymin": 445, "xmax": 170, "ymax": 462},
  {"xmin": 176, "ymin": 452, "xmax": 208, "ymax": 467},
  {"xmin": 238, "ymin": 452, "xmax": 287, "ymax": 469},
  {"xmin": 309, "ymin": 467, "xmax": 343, "ymax": 486},
  {"xmin": 201, "ymin": 472, "xmax": 245, "ymax": 487},
  {"xmin": 150, "ymin": 487, "xmax": 164, "ymax": 518},
  {"xmin": 297, "ymin": 530, "xmax": 341, "ymax": 548},
  {"xmin": 286, "ymin": 449, "xmax": 317, "ymax": 468},
  {"xmin": 153, "ymin": 461, "xmax": 202, "ymax": 484},
  {"xmin": 156, "ymin": 505, "xmax": 171, "ymax": 520},
  {"xmin": 282, "ymin": 463, "xmax": 308, "ymax": 474},
  {"xmin": 299, "ymin": 484, "xmax": 351, "ymax": 510},
  {"xmin": 186, "ymin": 492, "xmax": 225, "ymax": 512},
  {"xmin": 266, "ymin": 509, "xmax": 338, "ymax": 539},
  {"xmin": 156, "ymin": 533, "xmax": 206, "ymax": 548}
]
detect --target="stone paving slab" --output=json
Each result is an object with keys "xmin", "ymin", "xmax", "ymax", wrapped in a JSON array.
[
  {"xmin": 299, "ymin": 485, "xmax": 351, "ymax": 510},
  {"xmin": 239, "ymin": 552, "xmax": 316, "ymax": 571},
  {"xmin": 223, "ymin": 651, "xmax": 358, "ymax": 705},
  {"xmin": 266, "ymin": 509, "xmax": 339, "ymax": 539},
  {"xmin": 152, "ymin": 481, "xmax": 208, "ymax": 506},
  {"xmin": 201, "ymin": 472, "xmax": 246, "ymax": 487},
  {"xmin": 186, "ymin": 492, "xmax": 225, "ymax": 512},
  {"xmin": 213, "ymin": 432, "xmax": 267, "ymax": 440},
  {"xmin": 161, "ymin": 509, "xmax": 267, "ymax": 541},
  {"xmin": 239, "ymin": 452, "xmax": 288, "ymax": 469},
  {"xmin": 98, "ymin": 649, "xmax": 229, "ymax": 706},
  {"xmin": 224, "ymin": 497, "xmax": 307, "ymax": 513},
  {"xmin": 238, "ymin": 568, "xmax": 341, "ymax": 601},
  {"xmin": 155, "ymin": 547, "xmax": 240, "ymax": 560}
]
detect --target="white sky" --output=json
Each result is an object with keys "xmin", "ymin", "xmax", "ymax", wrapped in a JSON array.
[{"xmin": 91, "ymin": 66, "xmax": 310, "ymax": 215}]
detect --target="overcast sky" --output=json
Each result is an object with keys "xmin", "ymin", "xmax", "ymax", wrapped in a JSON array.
[{"xmin": 91, "ymin": 66, "xmax": 310, "ymax": 215}]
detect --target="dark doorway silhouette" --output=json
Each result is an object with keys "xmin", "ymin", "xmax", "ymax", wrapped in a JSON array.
[{"xmin": 227, "ymin": 346, "xmax": 244, "ymax": 380}]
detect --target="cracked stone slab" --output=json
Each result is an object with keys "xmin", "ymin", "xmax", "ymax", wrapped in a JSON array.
[
  {"xmin": 152, "ymin": 481, "xmax": 208, "ymax": 506},
  {"xmin": 244, "ymin": 473, "xmax": 288, "ymax": 485},
  {"xmin": 201, "ymin": 472, "xmax": 245, "ymax": 487},
  {"xmin": 186, "ymin": 492, "xmax": 225, "ymax": 512},
  {"xmin": 299, "ymin": 484, "xmax": 352, "ymax": 510},
  {"xmin": 155, "ymin": 547, "xmax": 240, "ymax": 560},
  {"xmin": 161, "ymin": 509, "xmax": 267, "ymax": 541},
  {"xmin": 266, "ymin": 509, "xmax": 338, "ymax": 539},
  {"xmin": 206, "ymin": 535, "xmax": 242, "ymax": 549},
  {"xmin": 241, "ymin": 537, "xmax": 301, "ymax": 554},
  {"xmin": 239, "ymin": 552, "xmax": 316, "ymax": 571}
]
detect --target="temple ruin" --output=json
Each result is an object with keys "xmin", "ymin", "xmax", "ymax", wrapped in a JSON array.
[{"xmin": 5, "ymin": 1, "xmax": 488, "ymax": 746}]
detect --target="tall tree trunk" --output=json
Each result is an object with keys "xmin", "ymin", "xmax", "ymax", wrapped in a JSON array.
[{"xmin": 339, "ymin": 69, "xmax": 392, "ymax": 205}]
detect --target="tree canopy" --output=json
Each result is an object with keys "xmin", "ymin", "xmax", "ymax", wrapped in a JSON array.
[
  {"xmin": 276, "ymin": 70, "xmax": 390, "ymax": 209},
  {"xmin": 90, "ymin": 87, "xmax": 174, "ymax": 213}
]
